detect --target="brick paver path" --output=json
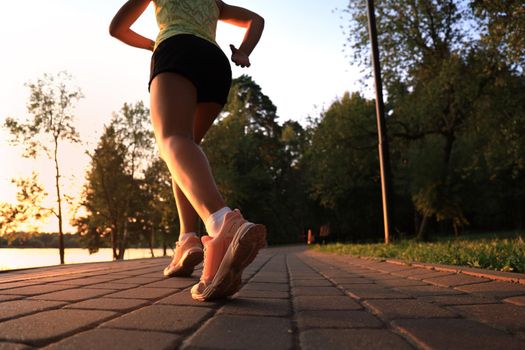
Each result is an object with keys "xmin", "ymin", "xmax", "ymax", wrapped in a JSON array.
[{"xmin": 1, "ymin": 246, "xmax": 525, "ymax": 349}]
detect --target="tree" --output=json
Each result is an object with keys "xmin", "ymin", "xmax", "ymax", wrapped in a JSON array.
[
  {"xmin": 4, "ymin": 72, "xmax": 82, "ymax": 263},
  {"xmin": 74, "ymin": 102, "xmax": 154, "ymax": 259},
  {"xmin": 0, "ymin": 173, "xmax": 50, "ymax": 246},
  {"xmin": 203, "ymin": 75, "xmax": 308, "ymax": 243},
  {"xmin": 142, "ymin": 158, "xmax": 179, "ymax": 256},
  {"xmin": 301, "ymin": 92, "xmax": 382, "ymax": 241},
  {"xmin": 471, "ymin": 0, "xmax": 525, "ymax": 69},
  {"xmin": 345, "ymin": 0, "xmax": 470, "ymax": 87}
]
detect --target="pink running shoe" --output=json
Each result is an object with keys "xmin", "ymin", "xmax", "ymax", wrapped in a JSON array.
[
  {"xmin": 191, "ymin": 210, "xmax": 267, "ymax": 301},
  {"xmin": 163, "ymin": 236, "xmax": 203, "ymax": 277}
]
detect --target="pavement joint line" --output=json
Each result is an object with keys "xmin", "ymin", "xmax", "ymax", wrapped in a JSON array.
[
  {"xmin": 286, "ymin": 254, "xmax": 305, "ymax": 350},
  {"xmin": 296, "ymin": 254, "xmax": 426, "ymax": 349},
  {"xmin": 179, "ymin": 252, "xmax": 277, "ymax": 348}
]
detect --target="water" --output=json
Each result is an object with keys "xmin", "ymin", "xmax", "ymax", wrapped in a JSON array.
[{"xmin": 0, "ymin": 248, "xmax": 169, "ymax": 271}]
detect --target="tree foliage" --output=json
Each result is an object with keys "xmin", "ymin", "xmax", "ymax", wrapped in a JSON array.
[{"xmin": 4, "ymin": 71, "xmax": 82, "ymax": 263}]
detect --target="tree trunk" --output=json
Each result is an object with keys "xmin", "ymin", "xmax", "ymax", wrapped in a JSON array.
[
  {"xmin": 417, "ymin": 215, "xmax": 430, "ymax": 241},
  {"xmin": 149, "ymin": 227, "xmax": 155, "ymax": 258},
  {"xmin": 53, "ymin": 137, "xmax": 65, "ymax": 264},
  {"xmin": 117, "ymin": 224, "xmax": 127, "ymax": 260},
  {"xmin": 111, "ymin": 227, "xmax": 117, "ymax": 260},
  {"xmin": 163, "ymin": 231, "xmax": 167, "ymax": 257}
]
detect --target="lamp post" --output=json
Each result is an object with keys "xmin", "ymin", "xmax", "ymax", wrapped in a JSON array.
[{"xmin": 366, "ymin": 0, "xmax": 394, "ymax": 244}]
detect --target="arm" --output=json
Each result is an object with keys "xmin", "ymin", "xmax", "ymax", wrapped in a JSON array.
[
  {"xmin": 109, "ymin": 0, "xmax": 155, "ymax": 51},
  {"xmin": 216, "ymin": 0, "xmax": 265, "ymax": 67}
]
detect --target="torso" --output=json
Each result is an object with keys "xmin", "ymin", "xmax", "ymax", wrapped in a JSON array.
[{"xmin": 153, "ymin": 0, "xmax": 220, "ymax": 49}]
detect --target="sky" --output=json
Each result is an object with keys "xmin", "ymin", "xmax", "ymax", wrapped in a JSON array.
[{"xmin": 0, "ymin": 0, "xmax": 364, "ymax": 233}]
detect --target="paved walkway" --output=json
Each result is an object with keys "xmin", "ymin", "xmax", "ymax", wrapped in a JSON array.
[{"xmin": 1, "ymin": 245, "xmax": 525, "ymax": 349}]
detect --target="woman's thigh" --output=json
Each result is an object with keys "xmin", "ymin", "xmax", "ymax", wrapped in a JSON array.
[
  {"xmin": 194, "ymin": 102, "xmax": 223, "ymax": 143},
  {"xmin": 150, "ymin": 72, "xmax": 197, "ymax": 140}
]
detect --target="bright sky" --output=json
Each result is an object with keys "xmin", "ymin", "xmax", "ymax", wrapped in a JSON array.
[{"xmin": 0, "ymin": 0, "xmax": 363, "ymax": 233}]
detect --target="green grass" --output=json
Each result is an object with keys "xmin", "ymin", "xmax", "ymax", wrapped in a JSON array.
[{"xmin": 315, "ymin": 232, "xmax": 525, "ymax": 273}]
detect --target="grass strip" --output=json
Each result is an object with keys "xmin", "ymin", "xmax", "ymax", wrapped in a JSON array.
[{"xmin": 315, "ymin": 234, "xmax": 525, "ymax": 273}]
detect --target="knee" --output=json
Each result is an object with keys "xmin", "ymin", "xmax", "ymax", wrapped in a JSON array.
[{"xmin": 158, "ymin": 133, "xmax": 195, "ymax": 161}]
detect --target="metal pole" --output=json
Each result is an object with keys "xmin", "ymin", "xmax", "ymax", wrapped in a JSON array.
[{"xmin": 366, "ymin": 0, "xmax": 394, "ymax": 244}]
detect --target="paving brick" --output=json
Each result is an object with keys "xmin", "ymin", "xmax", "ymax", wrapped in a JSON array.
[
  {"xmin": 29, "ymin": 288, "xmax": 115, "ymax": 302},
  {"xmin": 109, "ymin": 276, "xmax": 163, "ymax": 284},
  {"xmin": 291, "ymin": 279, "xmax": 333, "ymax": 287},
  {"xmin": 407, "ymin": 271, "xmax": 455, "ymax": 281},
  {"xmin": 0, "ymin": 285, "xmax": 73, "ymax": 296},
  {"xmin": 0, "ymin": 281, "xmax": 41, "ymax": 290},
  {"xmin": 64, "ymin": 298, "xmax": 149, "ymax": 312},
  {"xmin": 249, "ymin": 274, "xmax": 288, "ymax": 283},
  {"xmin": 504, "ymin": 296, "xmax": 525, "ymax": 306},
  {"xmin": 44, "ymin": 328, "xmax": 180, "ymax": 350},
  {"xmin": 84, "ymin": 282, "xmax": 138, "ymax": 290},
  {"xmin": 418, "ymin": 294, "xmax": 498, "ymax": 306},
  {"xmin": 0, "ymin": 309, "xmax": 116, "ymax": 345},
  {"xmin": 456, "ymin": 281, "xmax": 525, "ymax": 299},
  {"xmin": 0, "ymin": 342, "xmax": 33, "ymax": 350},
  {"xmin": 104, "ymin": 287, "xmax": 177, "ymax": 300},
  {"xmin": 101, "ymin": 305, "xmax": 212, "ymax": 333},
  {"xmin": 183, "ymin": 315, "xmax": 292, "ymax": 350},
  {"xmin": 156, "ymin": 291, "xmax": 224, "ymax": 308},
  {"xmin": 242, "ymin": 282, "xmax": 289, "ymax": 292},
  {"xmin": 0, "ymin": 296, "xmax": 23, "ymax": 303},
  {"xmin": 233, "ymin": 289, "xmax": 289, "ymax": 299},
  {"xmin": 368, "ymin": 264, "xmax": 415, "ymax": 274},
  {"xmin": 393, "ymin": 318, "xmax": 525, "ymax": 350},
  {"xmin": 359, "ymin": 272, "xmax": 400, "ymax": 280},
  {"xmin": 218, "ymin": 297, "xmax": 290, "ymax": 317},
  {"xmin": 330, "ymin": 277, "xmax": 375, "ymax": 285},
  {"xmin": 343, "ymin": 285, "xmax": 412, "ymax": 300},
  {"xmin": 363, "ymin": 299, "xmax": 458, "ymax": 320},
  {"xmin": 292, "ymin": 286, "xmax": 343, "ymax": 296},
  {"xmin": 393, "ymin": 285, "xmax": 465, "ymax": 297},
  {"xmin": 142, "ymin": 278, "xmax": 196, "ymax": 289},
  {"xmin": 373, "ymin": 278, "xmax": 428, "ymax": 287},
  {"xmin": 293, "ymin": 296, "xmax": 362, "ymax": 311},
  {"xmin": 423, "ymin": 273, "xmax": 491, "ymax": 287},
  {"xmin": 300, "ymin": 329, "xmax": 414, "ymax": 350},
  {"xmin": 296, "ymin": 310, "xmax": 383, "ymax": 329},
  {"xmin": 452, "ymin": 303, "xmax": 525, "ymax": 331},
  {"xmin": 51, "ymin": 277, "xmax": 116, "ymax": 286},
  {"xmin": 390, "ymin": 267, "xmax": 436, "ymax": 278},
  {"xmin": 0, "ymin": 300, "xmax": 66, "ymax": 322}
]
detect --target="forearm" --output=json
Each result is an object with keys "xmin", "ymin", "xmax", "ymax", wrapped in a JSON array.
[
  {"xmin": 238, "ymin": 15, "xmax": 264, "ymax": 56},
  {"xmin": 111, "ymin": 29, "xmax": 155, "ymax": 51},
  {"xmin": 109, "ymin": 0, "xmax": 153, "ymax": 51}
]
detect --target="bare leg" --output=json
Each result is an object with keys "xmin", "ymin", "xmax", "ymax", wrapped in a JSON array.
[
  {"xmin": 173, "ymin": 103, "xmax": 223, "ymax": 235},
  {"xmin": 150, "ymin": 72, "xmax": 225, "ymax": 221}
]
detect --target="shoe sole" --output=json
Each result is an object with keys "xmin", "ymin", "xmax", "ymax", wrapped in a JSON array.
[
  {"xmin": 192, "ymin": 223, "xmax": 266, "ymax": 301},
  {"xmin": 163, "ymin": 249, "xmax": 204, "ymax": 278}
]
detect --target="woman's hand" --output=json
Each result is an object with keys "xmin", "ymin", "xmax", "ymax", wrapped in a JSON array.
[{"xmin": 230, "ymin": 44, "xmax": 251, "ymax": 68}]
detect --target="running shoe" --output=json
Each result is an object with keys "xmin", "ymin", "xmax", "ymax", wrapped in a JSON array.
[
  {"xmin": 191, "ymin": 210, "xmax": 266, "ymax": 301},
  {"xmin": 163, "ymin": 236, "xmax": 203, "ymax": 277}
]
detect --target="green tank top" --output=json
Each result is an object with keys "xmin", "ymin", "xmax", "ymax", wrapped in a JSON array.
[{"xmin": 153, "ymin": 0, "xmax": 220, "ymax": 50}]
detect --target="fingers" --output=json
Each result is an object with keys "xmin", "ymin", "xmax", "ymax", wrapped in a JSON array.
[{"xmin": 229, "ymin": 44, "xmax": 251, "ymax": 68}]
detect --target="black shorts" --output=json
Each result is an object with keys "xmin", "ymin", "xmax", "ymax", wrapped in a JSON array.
[{"xmin": 149, "ymin": 34, "xmax": 232, "ymax": 106}]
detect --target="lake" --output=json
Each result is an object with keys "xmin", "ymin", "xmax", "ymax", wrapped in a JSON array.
[{"xmin": 0, "ymin": 248, "xmax": 169, "ymax": 271}]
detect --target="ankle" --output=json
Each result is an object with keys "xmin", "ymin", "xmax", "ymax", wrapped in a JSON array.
[
  {"xmin": 179, "ymin": 232, "xmax": 198, "ymax": 243},
  {"xmin": 205, "ymin": 207, "xmax": 232, "ymax": 237}
]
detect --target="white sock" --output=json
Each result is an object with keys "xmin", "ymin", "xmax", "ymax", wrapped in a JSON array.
[
  {"xmin": 178, "ymin": 232, "xmax": 197, "ymax": 243},
  {"xmin": 205, "ymin": 207, "xmax": 232, "ymax": 237}
]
